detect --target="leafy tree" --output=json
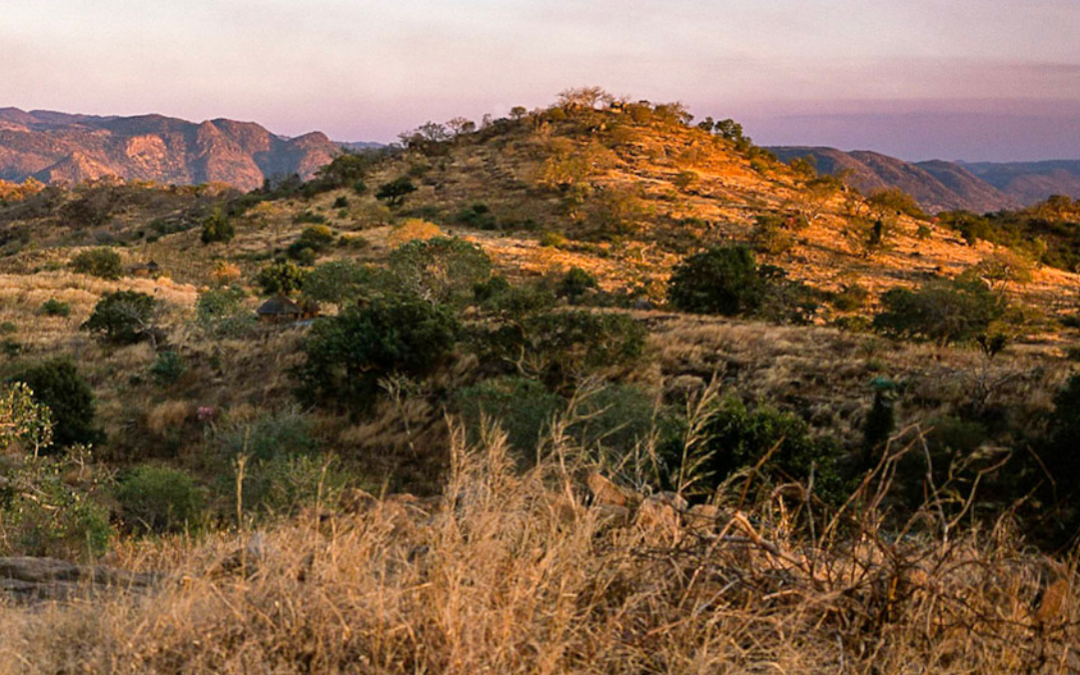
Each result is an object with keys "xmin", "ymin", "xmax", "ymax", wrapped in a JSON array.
[
  {"xmin": 303, "ymin": 260, "xmax": 374, "ymax": 309},
  {"xmin": 0, "ymin": 382, "xmax": 53, "ymax": 457},
  {"xmin": 117, "ymin": 464, "xmax": 204, "ymax": 534},
  {"xmin": 256, "ymin": 261, "xmax": 306, "ymax": 295},
  {"xmin": 82, "ymin": 290, "xmax": 160, "ymax": 346},
  {"xmin": 315, "ymin": 152, "xmax": 371, "ymax": 189},
  {"xmin": 873, "ymin": 278, "xmax": 1004, "ymax": 346},
  {"xmin": 200, "ymin": 209, "xmax": 235, "ymax": 244},
  {"xmin": 667, "ymin": 245, "xmax": 766, "ymax": 316},
  {"xmin": 8, "ymin": 358, "xmax": 99, "ymax": 450},
  {"xmin": 196, "ymin": 285, "xmax": 252, "ymax": 337},
  {"xmin": 296, "ymin": 297, "xmax": 459, "ymax": 411},
  {"xmin": 867, "ymin": 188, "xmax": 925, "ymax": 220},
  {"xmin": 389, "ymin": 237, "xmax": 492, "ymax": 305},
  {"xmin": 70, "ymin": 248, "xmax": 122, "ymax": 280},
  {"xmin": 375, "ymin": 176, "xmax": 418, "ymax": 207}
]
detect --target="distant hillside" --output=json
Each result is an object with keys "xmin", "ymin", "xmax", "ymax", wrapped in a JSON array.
[
  {"xmin": 769, "ymin": 146, "xmax": 1020, "ymax": 213},
  {"xmin": 0, "ymin": 108, "xmax": 343, "ymax": 191},
  {"xmin": 963, "ymin": 160, "xmax": 1080, "ymax": 206}
]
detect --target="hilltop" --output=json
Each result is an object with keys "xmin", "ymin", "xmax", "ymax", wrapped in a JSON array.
[{"xmin": 0, "ymin": 108, "xmax": 342, "ymax": 190}]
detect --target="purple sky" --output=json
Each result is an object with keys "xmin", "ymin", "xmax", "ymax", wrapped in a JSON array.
[{"xmin": 4, "ymin": 0, "xmax": 1079, "ymax": 161}]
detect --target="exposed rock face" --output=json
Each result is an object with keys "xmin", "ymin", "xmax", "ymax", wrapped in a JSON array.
[
  {"xmin": 770, "ymin": 146, "xmax": 1021, "ymax": 213},
  {"xmin": 0, "ymin": 108, "xmax": 341, "ymax": 191},
  {"xmin": 0, "ymin": 556, "xmax": 159, "ymax": 603}
]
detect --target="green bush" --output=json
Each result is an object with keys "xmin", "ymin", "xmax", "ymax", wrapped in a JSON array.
[
  {"xmin": 873, "ymin": 278, "xmax": 1004, "ymax": 345},
  {"xmin": 296, "ymin": 296, "xmax": 459, "ymax": 411},
  {"xmin": 150, "ymin": 351, "xmax": 185, "ymax": 386},
  {"xmin": 200, "ymin": 209, "xmax": 235, "ymax": 244},
  {"xmin": 703, "ymin": 397, "xmax": 845, "ymax": 503},
  {"xmin": 215, "ymin": 409, "xmax": 318, "ymax": 462},
  {"xmin": 117, "ymin": 464, "xmax": 204, "ymax": 534},
  {"xmin": 237, "ymin": 454, "xmax": 352, "ymax": 518},
  {"xmin": 9, "ymin": 358, "xmax": 99, "ymax": 450},
  {"xmin": 292, "ymin": 211, "xmax": 327, "ymax": 224},
  {"xmin": 333, "ymin": 196, "xmax": 349, "ymax": 209},
  {"xmin": 196, "ymin": 285, "xmax": 254, "ymax": 337},
  {"xmin": 70, "ymin": 247, "xmax": 122, "ymax": 280},
  {"xmin": 81, "ymin": 290, "xmax": 159, "ymax": 345},
  {"xmin": 41, "ymin": 298, "xmax": 71, "ymax": 317},
  {"xmin": 555, "ymin": 267, "xmax": 598, "ymax": 302},
  {"xmin": 303, "ymin": 260, "xmax": 375, "ymax": 309},
  {"xmin": 453, "ymin": 377, "xmax": 565, "ymax": 456},
  {"xmin": 389, "ymin": 237, "xmax": 492, "ymax": 306},
  {"xmin": 668, "ymin": 245, "xmax": 765, "ymax": 316},
  {"xmin": 375, "ymin": 177, "xmax": 418, "ymax": 207},
  {"xmin": 456, "ymin": 203, "xmax": 498, "ymax": 230},
  {"xmin": 256, "ymin": 261, "xmax": 307, "ymax": 295}
]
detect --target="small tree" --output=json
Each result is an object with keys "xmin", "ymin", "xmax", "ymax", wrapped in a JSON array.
[
  {"xmin": 200, "ymin": 209, "xmax": 235, "ymax": 244},
  {"xmin": 375, "ymin": 177, "xmax": 418, "ymax": 207},
  {"xmin": 873, "ymin": 278, "xmax": 1004, "ymax": 346},
  {"xmin": 256, "ymin": 261, "xmax": 306, "ymax": 295},
  {"xmin": 82, "ymin": 290, "xmax": 160, "ymax": 346},
  {"xmin": 667, "ymin": 245, "xmax": 766, "ymax": 316},
  {"xmin": 70, "ymin": 248, "xmax": 123, "ymax": 280},
  {"xmin": 555, "ymin": 267, "xmax": 599, "ymax": 302},
  {"xmin": 303, "ymin": 260, "xmax": 373, "ymax": 309},
  {"xmin": 0, "ymin": 382, "xmax": 53, "ymax": 457},
  {"xmin": 389, "ymin": 237, "xmax": 492, "ymax": 305},
  {"xmin": 9, "ymin": 358, "xmax": 98, "ymax": 450}
]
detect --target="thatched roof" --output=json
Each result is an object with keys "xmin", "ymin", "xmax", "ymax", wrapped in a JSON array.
[{"xmin": 257, "ymin": 295, "xmax": 302, "ymax": 316}]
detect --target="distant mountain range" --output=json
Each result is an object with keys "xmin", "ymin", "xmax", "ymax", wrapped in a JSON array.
[
  {"xmin": 0, "ymin": 108, "xmax": 350, "ymax": 191},
  {"xmin": 770, "ymin": 147, "xmax": 1080, "ymax": 213}
]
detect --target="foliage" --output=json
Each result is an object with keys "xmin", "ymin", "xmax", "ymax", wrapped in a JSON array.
[
  {"xmin": 453, "ymin": 377, "xmax": 565, "ymax": 457},
  {"xmin": 555, "ymin": 267, "xmax": 598, "ymax": 302},
  {"xmin": 667, "ymin": 245, "xmax": 766, "ymax": 316},
  {"xmin": 196, "ymin": 285, "xmax": 254, "ymax": 336},
  {"xmin": 750, "ymin": 214, "xmax": 797, "ymax": 255},
  {"xmin": 214, "ymin": 409, "xmax": 318, "ymax": 463},
  {"xmin": 238, "ymin": 454, "xmax": 351, "ymax": 518},
  {"xmin": 9, "ymin": 359, "xmax": 99, "ymax": 450},
  {"xmin": 256, "ymin": 261, "xmax": 306, "ymax": 295},
  {"xmin": 150, "ymin": 351, "xmax": 185, "ymax": 386},
  {"xmin": 82, "ymin": 290, "xmax": 159, "ymax": 345},
  {"xmin": 704, "ymin": 397, "xmax": 845, "ymax": 503},
  {"xmin": 0, "ymin": 382, "xmax": 53, "ymax": 457},
  {"xmin": 70, "ymin": 247, "xmax": 123, "ymax": 280},
  {"xmin": 375, "ymin": 177, "xmax": 418, "ymax": 207},
  {"xmin": 302, "ymin": 260, "xmax": 373, "ymax": 309},
  {"xmin": 455, "ymin": 203, "xmax": 498, "ymax": 230},
  {"xmin": 200, "ymin": 209, "xmax": 235, "ymax": 244},
  {"xmin": 873, "ymin": 278, "xmax": 1005, "ymax": 345},
  {"xmin": 867, "ymin": 188, "xmax": 926, "ymax": 220},
  {"xmin": 387, "ymin": 219, "xmax": 442, "ymax": 247},
  {"xmin": 296, "ymin": 297, "xmax": 459, "ymax": 411},
  {"xmin": 41, "ymin": 298, "xmax": 71, "ymax": 317},
  {"xmin": 117, "ymin": 464, "xmax": 204, "ymax": 534},
  {"xmin": 389, "ymin": 236, "xmax": 492, "ymax": 305}
]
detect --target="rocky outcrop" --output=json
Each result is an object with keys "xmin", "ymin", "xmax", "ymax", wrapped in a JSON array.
[{"xmin": 0, "ymin": 556, "xmax": 159, "ymax": 603}]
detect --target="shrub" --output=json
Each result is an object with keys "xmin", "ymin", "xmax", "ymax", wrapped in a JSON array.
[
  {"xmin": 82, "ymin": 290, "xmax": 159, "ymax": 345},
  {"xmin": 750, "ymin": 214, "xmax": 796, "ymax": 255},
  {"xmin": 539, "ymin": 231, "xmax": 568, "ymax": 248},
  {"xmin": 297, "ymin": 225, "xmax": 336, "ymax": 251},
  {"xmin": 8, "ymin": 358, "xmax": 99, "ymax": 450},
  {"xmin": 873, "ymin": 278, "xmax": 1004, "ymax": 345},
  {"xmin": 389, "ymin": 236, "xmax": 492, "ymax": 306},
  {"xmin": 302, "ymin": 260, "xmax": 373, "ymax": 309},
  {"xmin": 196, "ymin": 285, "xmax": 253, "ymax": 337},
  {"xmin": 0, "ymin": 382, "xmax": 53, "ymax": 456},
  {"xmin": 831, "ymin": 283, "xmax": 870, "ymax": 312},
  {"xmin": 292, "ymin": 211, "xmax": 327, "ymax": 225},
  {"xmin": 296, "ymin": 296, "xmax": 459, "ymax": 411},
  {"xmin": 375, "ymin": 177, "xmax": 418, "ymax": 207},
  {"xmin": 209, "ymin": 261, "xmax": 242, "ymax": 285},
  {"xmin": 387, "ymin": 219, "xmax": 442, "ymax": 247},
  {"xmin": 41, "ymin": 298, "xmax": 71, "ymax": 317},
  {"xmin": 456, "ymin": 203, "xmax": 498, "ymax": 230},
  {"xmin": 117, "ymin": 464, "xmax": 204, "ymax": 534},
  {"xmin": 667, "ymin": 245, "xmax": 766, "ymax": 316},
  {"xmin": 703, "ymin": 397, "xmax": 845, "ymax": 503},
  {"xmin": 256, "ymin": 261, "xmax": 306, "ymax": 295},
  {"xmin": 453, "ymin": 377, "xmax": 566, "ymax": 457},
  {"xmin": 555, "ymin": 267, "xmax": 599, "ymax": 302},
  {"xmin": 200, "ymin": 209, "xmax": 235, "ymax": 244},
  {"xmin": 238, "ymin": 454, "xmax": 352, "ymax": 518},
  {"xmin": 333, "ymin": 196, "xmax": 349, "ymax": 209},
  {"xmin": 70, "ymin": 247, "xmax": 122, "ymax": 280},
  {"xmin": 215, "ymin": 409, "xmax": 318, "ymax": 462},
  {"xmin": 150, "ymin": 351, "xmax": 185, "ymax": 386}
]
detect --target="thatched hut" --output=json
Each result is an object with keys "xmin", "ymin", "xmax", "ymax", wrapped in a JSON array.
[{"xmin": 256, "ymin": 295, "xmax": 303, "ymax": 323}]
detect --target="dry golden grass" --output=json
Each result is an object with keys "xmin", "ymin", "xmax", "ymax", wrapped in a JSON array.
[{"xmin": 1, "ymin": 423, "xmax": 1076, "ymax": 674}]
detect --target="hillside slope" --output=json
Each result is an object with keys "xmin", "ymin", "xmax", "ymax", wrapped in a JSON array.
[
  {"xmin": 0, "ymin": 108, "xmax": 341, "ymax": 190},
  {"xmin": 964, "ymin": 160, "xmax": 1080, "ymax": 205}
]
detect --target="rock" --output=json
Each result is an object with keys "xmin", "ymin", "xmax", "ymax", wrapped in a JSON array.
[
  {"xmin": 0, "ymin": 556, "xmax": 159, "ymax": 603},
  {"xmin": 588, "ymin": 472, "xmax": 631, "ymax": 507}
]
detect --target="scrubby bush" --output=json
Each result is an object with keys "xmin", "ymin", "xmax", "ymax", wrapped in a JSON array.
[
  {"xmin": 555, "ymin": 267, "xmax": 598, "ymax": 302},
  {"xmin": 453, "ymin": 377, "xmax": 565, "ymax": 457},
  {"xmin": 387, "ymin": 219, "xmax": 442, "ymax": 247},
  {"xmin": 150, "ymin": 350, "xmax": 185, "ymax": 386},
  {"xmin": 41, "ymin": 298, "xmax": 71, "ymax": 317},
  {"xmin": 389, "ymin": 237, "xmax": 492, "ymax": 306},
  {"xmin": 200, "ymin": 209, "xmax": 235, "ymax": 244},
  {"xmin": 375, "ymin": 176, "xmax": 417, "ymax": 207},
  {"xmin": 70, "ymin": 247, "xmax": 122, "ymax": 280},
  {"xmin": 302, "ymin": 260, "xmax": 374, "ymax": 309},
  {"xmin": 117, "ymin": 464, "xmax": 204, "ymax": 534},
  {"xmin": 9, "ymin": 358, "xmax": 99, "ymax": 450},
  {"xmin": 196, "ymin": 285, "xmax": 254, "ymax": 337},
  {"xmin": 82, "ymin": 290, "xmax": 159, "ymax": 345},
  {"xmin": 256, "ymin": 261, "xmax": 306, "ymax": 295},
  {"xmin": 238, "ymin": 454, "xmax": 352, "ymax": 518},
  {"xmin": 296, "ymin": 297, "xmax": 459, "ymax": 412},
  {"xmin": 215, "ymin": 409, "xmax": 318, "ymax": 462},
  {"xmin": 456, "ymin": 203, "xmax": 498, "ymax": 230},
  {"xmin": 873, "ymin": 278, "xmax": 1004, "ymax": 345},
  {"xmin": 667, "ymin": 245, "xmax": 766, "ymax": 316}
]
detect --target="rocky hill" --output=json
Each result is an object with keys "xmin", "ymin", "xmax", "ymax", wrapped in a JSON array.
[
  {"xmin": 963, "ymin": 160, "xmax": 1080, "ymax": 206},
  {"xmin": 0, "ymin": 108, "xmax": 342, "ymax": 190},
  {"xmin": 770, "ymin": 146, "xmax": 1020, "ymax": 213}
]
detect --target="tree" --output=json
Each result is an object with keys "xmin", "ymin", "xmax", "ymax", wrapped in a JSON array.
[
  {"xmin": 667, "ymin": 245, "xmax": 767, "ymax": 316},
  {"xmin": 82, "ymin": 290, "xmax": 160, "ymax": 346},
  {"xmin": 873, "ymin": 278, "xmax": 1004, "ymax": 346},
  {"xmin": 375, "ymin": 177, "xmax": 418, "ymax": 207},
  {"xmin": 389, "ymin": 237, "xmax": 492, "ymax": 306},
  {"xmin": 557, "ymin": 86, "xmax": 614, "ymax": 110},
  {"xmin": 0, "ymin": 382, "xmax": 53, "ymax": 457},
  {"xmin": 200, "ymin": 209, "xmax": 235, "ymax": 244},
  {"xmin": 867, "ymin": 188, "xmax": 925, "ymax": 220},
  {"xmin": 446, "ymin": 117, "xmax": 476, "ymax": 137},
  {"xmin": 303, "ymin": 260, "xmax": 373, "ymax": 309},
  {"xmin": 9, "ymin": 359, "xmax": 99, "ymax": 450},
  {"xmin": 314, "ymin": 152, "xmax": 371, "ymax": 189},
  {"xmin": 256, "ymin": 261, "xmax": 306, "ymax": 295},
  {"xmin": 70, "ymin": 248, "xmax": 122, "ymax": 280},
  {"xmin": 296, "ymin": 297, "xmax": 459, "ymax": 412}
]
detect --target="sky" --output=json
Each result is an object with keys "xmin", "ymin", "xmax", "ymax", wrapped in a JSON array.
[{"xmin": 3, "ymin": 0, "xmax": 1079, "ymax": 161}]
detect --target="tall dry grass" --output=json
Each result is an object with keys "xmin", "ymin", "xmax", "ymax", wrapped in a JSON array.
[{"xmin": 1, "ymin": 415, "xmax": 1076, "ymax": 674}]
